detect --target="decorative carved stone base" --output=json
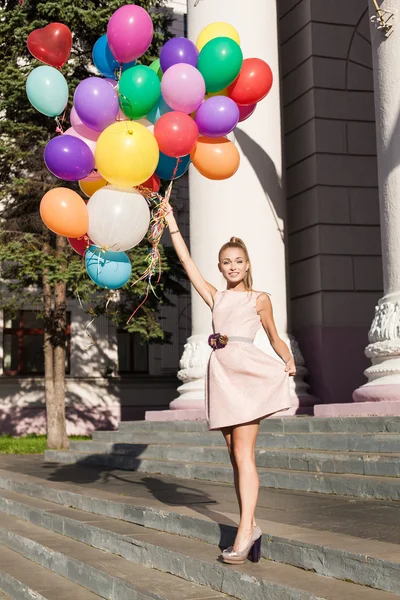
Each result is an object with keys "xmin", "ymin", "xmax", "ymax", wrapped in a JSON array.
[{"xmin": 354, "ymin": 297, "xmax": 400, "ymax": 403}]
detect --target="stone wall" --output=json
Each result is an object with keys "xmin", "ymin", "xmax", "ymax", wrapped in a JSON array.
[{"xmin": 279, "ymin": 0, "xmax": 382, "ymax": 403}]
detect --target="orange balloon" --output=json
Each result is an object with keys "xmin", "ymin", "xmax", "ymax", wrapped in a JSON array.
[
  {"xmin": 79, "ymin": 177, "xmax": 107, "ymax": 198},
  {"xmin": 190, "ymin": 137, "xmax": 240, "ymax": 180},
  {"xmin": 40, "ymin": 187, "xmax": 88, "ymax": 237}
]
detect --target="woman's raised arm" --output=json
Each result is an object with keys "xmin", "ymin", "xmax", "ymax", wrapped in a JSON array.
[{"xmin": 165, "ymin": 207, "xmax": 216, "ymax": 308}]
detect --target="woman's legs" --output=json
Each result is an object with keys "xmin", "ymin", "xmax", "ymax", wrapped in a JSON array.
[
  {"xmin": 231, "ymin": 420, "xmax": 260, "ymax": 550},
  {"xmin": 221, "ymin": 427, "xmax": 241, "ymax": 515}
]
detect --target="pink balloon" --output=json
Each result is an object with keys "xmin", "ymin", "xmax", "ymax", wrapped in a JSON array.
[
  {"xmin": 161, "ymin": 64, "xmax": 205, "ymax": 114},
  {"xmin": 70, "ymin": 107, "xmax": 100, "ymax": 141},
  {"xmin": 238, "ymin": 103, "xmax": 257, "ymax": 122},
  {"xmin": 64, "ymin": 127, "xmax": 97, "ymax": 157},
  {"xmin": 107, "ymin": 5, "xmax": 153, "ymax": 63}
]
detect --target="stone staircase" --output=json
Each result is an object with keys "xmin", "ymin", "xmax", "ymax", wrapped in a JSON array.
[
  {"xmin": 45, "ymin": 416, "xmax": 400, "ymax": 501},
  {"xmin": 0, "ymin": 453, "xmax": 399, "ymax": 599}
]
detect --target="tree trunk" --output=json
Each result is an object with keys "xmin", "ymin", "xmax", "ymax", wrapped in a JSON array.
[{"xmin": 46, "ymin": 235, "xmax": 69, "ymax": 450}]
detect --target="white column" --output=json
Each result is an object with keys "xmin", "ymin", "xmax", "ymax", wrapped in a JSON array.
[
  {"xmin": 168, "ymin": 0, "xmax": 316, "ymax": 417},
  {"xmin": 353, "ymin": 3, "xmax": 400, "ymax": 406}
]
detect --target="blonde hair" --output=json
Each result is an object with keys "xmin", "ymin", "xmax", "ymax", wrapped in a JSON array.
[{"xmin": 218, "ymin": 237, "xmax": 253, "ymax": 291}]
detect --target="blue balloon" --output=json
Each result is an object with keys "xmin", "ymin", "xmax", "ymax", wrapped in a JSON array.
[
  {"xmin": 85, "ymin": 246, "xmax": 132, "ymax": 290},
  {"xmin": 92, "ymin": 35, "xmax": 136, "ymax": 80},
  {"xmin": 155, "ymin": 152, "xmax": 191, "ymax": 181},
  {"xmin": 147, "ymin": 95, "xmax": 173, "ymax": 124}
]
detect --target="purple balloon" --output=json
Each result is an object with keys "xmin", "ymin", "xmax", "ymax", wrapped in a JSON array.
[
  {"xmin": 160, "ymin": 37, "xmax": 199, "ymax": 73},
  {"xmin": 195, "ymin": 96, "xmax": 240, "ymax": 138},
  {"xmin": 74, "ymin": 77, "xmax": 119, "ymax": 132},
  {"xmin": 238, "ymin": 103, "xmax": 257, "ymax": 122},
  {"xmin": 44, "ymin": 135, "xmax": 95, "ymax": 181}
]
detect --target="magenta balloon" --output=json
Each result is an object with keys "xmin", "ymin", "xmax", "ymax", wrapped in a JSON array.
[
  {"xmin": 161, "ymin": 64, "xmax": 205, "ymax": 114},
  {"xmin": 238, "ymin": 103, "xmax": 257, "ymax": 122},
  {"xmin": 195, "ymin": 96, "xmax": 239, "ymax": 137},
  {"xmin": 160, "ymin": 37, "xmax": 199, "ymax": 72},
  {"xmin": 44, "ymin": 135, "xmax": 95, "ymax": 181},
  {"xmin": 107, "ymin": 5, "xmax": 153, "ymax": 63},
  {"xmin": 74, "ymin": 77, "xmax": 119, "ymax": 132}
]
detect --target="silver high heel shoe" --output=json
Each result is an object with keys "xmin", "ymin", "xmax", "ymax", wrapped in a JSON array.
[{"xmin": 221, "ymin": 525, "xmax": 262, "ymax": 564}]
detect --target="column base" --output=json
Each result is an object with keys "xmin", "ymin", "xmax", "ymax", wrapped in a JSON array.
[
  {"xmin": 315, "ymin": 399, "xmax": 400, "ymax": 418},
  {"xmin": 145, "ymin": 408, "xmax": 205, "ymax": 422}
]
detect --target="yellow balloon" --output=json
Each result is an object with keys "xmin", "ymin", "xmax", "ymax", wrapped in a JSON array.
[
  {"xmin": 79, "ymin": 177, "xmax": 107, "ymax": 198},
  {"xmin": 95, "ymin": 121, "xmax": 159, "ymax": 188},
  {"xmin": 205, "ymin": 87, "xmax": 229, "ymax": 100},
  {"xmin": 196, "ymin": 23, "xmax": 240, "ymax": 52}
]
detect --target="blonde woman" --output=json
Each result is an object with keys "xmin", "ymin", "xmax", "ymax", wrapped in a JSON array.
[{"xmin": 166, "ymin": 206, "xmax": 295, "ymax": 564}]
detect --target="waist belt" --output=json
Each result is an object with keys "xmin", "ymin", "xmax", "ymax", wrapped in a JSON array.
[{"xmin": 208, "ymin": 333, "xmax": 253, "ymax": 350}]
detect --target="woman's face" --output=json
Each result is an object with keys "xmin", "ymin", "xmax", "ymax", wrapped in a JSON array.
[{"xmin": 218, "ymin": 247, "xmax": 249, "ymax": 285}]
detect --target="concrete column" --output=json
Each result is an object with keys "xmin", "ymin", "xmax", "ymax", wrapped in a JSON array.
[
  {"xmin": 147, "ymin": 0, "xmax": 317, "ymax": 422},
  {"xmin": 316, "ymin": 2, "xmax": 400, "ymax": 417}
]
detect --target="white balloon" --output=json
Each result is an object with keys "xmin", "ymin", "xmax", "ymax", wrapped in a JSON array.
[{"xmin": 87, "ymin": 186, "xmax": 150, "ymax": 252}]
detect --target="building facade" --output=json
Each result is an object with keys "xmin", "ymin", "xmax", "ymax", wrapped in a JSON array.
[{"xmin": 1, "ymin": 0, "xmax": 397, "ymax": 435}]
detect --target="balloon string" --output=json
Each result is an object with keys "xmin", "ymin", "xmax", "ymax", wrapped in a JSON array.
[
  {"xmin": 127, "ymin": 160, "xmax": 181, "ymax": 325},
  {"xmin": 76, "ymin": 292, "xmax": 98, "ymax": 351}
]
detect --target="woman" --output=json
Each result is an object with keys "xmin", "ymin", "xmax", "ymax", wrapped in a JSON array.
[{"xmin": 165, "ymin": 205, "xmax": 296, "ymax": 565}]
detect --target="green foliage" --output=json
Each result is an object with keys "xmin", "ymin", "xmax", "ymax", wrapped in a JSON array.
[
  {"xmin": 0, "ymin": 0, "xmax": 185, "ymax": 343},
  {"xmin": 0, "ymin": 433, "xmax": 91, "ymax": 454}
]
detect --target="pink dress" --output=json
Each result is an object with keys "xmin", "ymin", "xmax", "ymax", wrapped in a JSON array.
[{"xmin": 205, "ymin": 290, "xmax": 291, "ymax": 430}]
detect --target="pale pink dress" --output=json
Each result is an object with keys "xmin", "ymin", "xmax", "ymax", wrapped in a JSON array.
[{"xmin": 205, "ymin": 290, "xmax": 291, "ymax": 430}]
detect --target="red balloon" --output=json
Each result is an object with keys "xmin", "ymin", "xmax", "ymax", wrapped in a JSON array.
[
  {"xmin": 142, "ymin": 174, "xmax": 161, "ymax": 192},
  {"xmin": 68, "ymin": 234, "xmax": 92, "ymax": 256},
  {"xmin": 27, "ymin": 23, "xmax": 72, "ymax": 68},
  {"xmin": 228, "ymin": 59, "xmax": 273, "ymax": 106},
  {"xmin": 154, "ymin": 111, "xmax": 199, "ymax": 158},
  {"xmin": 238, "ymin": 103, "xmax": 257, "ymax": 122}
]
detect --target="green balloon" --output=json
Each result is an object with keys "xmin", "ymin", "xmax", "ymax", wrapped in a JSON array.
[
  {"xmin": 197, "ymin": 37, "xmax": 243, "ymax": 93},
  {"xmin": 149, "ymin": 58, "xmax": 163, "ymax": 81},
  {"xmin": 119, "ymin": 65, "xmax": 161, "ymax": 120}
]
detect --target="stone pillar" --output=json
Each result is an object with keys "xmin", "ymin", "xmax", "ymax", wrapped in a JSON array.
[
  {"xmin": 147, "ymin": 0, "xmax": 317, "ymax": 422},
  {"xmin": 316, "ymin": 2, "xmax": 400, "ymax": 418}
]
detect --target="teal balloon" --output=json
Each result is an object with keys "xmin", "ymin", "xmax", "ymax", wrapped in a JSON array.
[
  {"xmin": 155, "ymin": 152, "xmax": 190, "ymax": 180},
  {"xmin": 197, "ymin": 37, "xmax": 243, "ymax": 93},
  {"xmin": 85, "ymin": 246, "xmax": 132, "ymax": 290},
  {"xmin": 26, "ymin": 66, "xmax": 69, "ymax": 117},
  {"xmin": 119, "ymin": 65, "xmax": 161, "ymax": 120},
  {"xmin": 147, "ymin": 95, "xmax": 172, "ymax": 124}
]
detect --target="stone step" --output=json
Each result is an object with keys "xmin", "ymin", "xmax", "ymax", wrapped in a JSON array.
[
  {"xmin": 0, "ymin": 513, "xmax": 230, "ymax": 600},
  {"xmin": 44, "ymin": 449, "xmax": 400, "ymax": 501},
  {"xmin": 0, "ymin": 493, "xmax": 397, "ymax": 600},
  {"xmin": 1, "ymin": 485, "xmax": 400, "ymax": 594},
  {"xmin": 69, "ymin": 440, "xmax": 400, "ymax": 477},
  {"xmin": 91, "ymin": 430, "xmax": 400, "ymax": 453},
  {"xmin": 0, "ymin": 546, "xmax": 103, "ymax": 600},
  {"xmin": 118, "ymin": 417, "xmax": 400, "ymax": 434}
]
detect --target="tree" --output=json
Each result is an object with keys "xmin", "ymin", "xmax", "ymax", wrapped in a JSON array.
[{"xmin": 0, "ymin": 0, "xmax": 183, "ymax": 449}]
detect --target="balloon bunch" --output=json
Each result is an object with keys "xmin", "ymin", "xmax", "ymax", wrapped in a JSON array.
[{"xmin": 25, "ymin": 7, "xmax": 273, "ymax": 297}]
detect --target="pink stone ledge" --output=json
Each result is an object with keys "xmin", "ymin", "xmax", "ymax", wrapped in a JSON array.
[
  {"xmin": 315, "ymin": 401, "xmax": 400, "ymax": 418},
  {"xmin": 145, "ymin": 406, "xmax": 313, "ymax": 422}
]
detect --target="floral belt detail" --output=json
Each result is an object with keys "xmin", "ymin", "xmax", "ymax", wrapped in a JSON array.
[{"xmin": 208, "ymin": 333, "xmax": 229, "ymax": 350}]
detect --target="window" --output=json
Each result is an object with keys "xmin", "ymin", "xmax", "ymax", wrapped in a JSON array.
[
  {"xmin": 3, "ymin": 311, "xmax": 71, "ymax": 376},
  {"xmin": 117, "ymin": 331, "xmax": 149, "ymax": 374}
]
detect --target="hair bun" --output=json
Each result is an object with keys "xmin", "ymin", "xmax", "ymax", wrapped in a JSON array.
[{"xmin": 230, "ymin": 236, "xmax": 245, "ymax": 246}]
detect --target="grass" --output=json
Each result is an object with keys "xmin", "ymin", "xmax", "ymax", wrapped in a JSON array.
[{"xmin": 0, "ymin": 434, "xmax": 91, "ymax": 454}]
